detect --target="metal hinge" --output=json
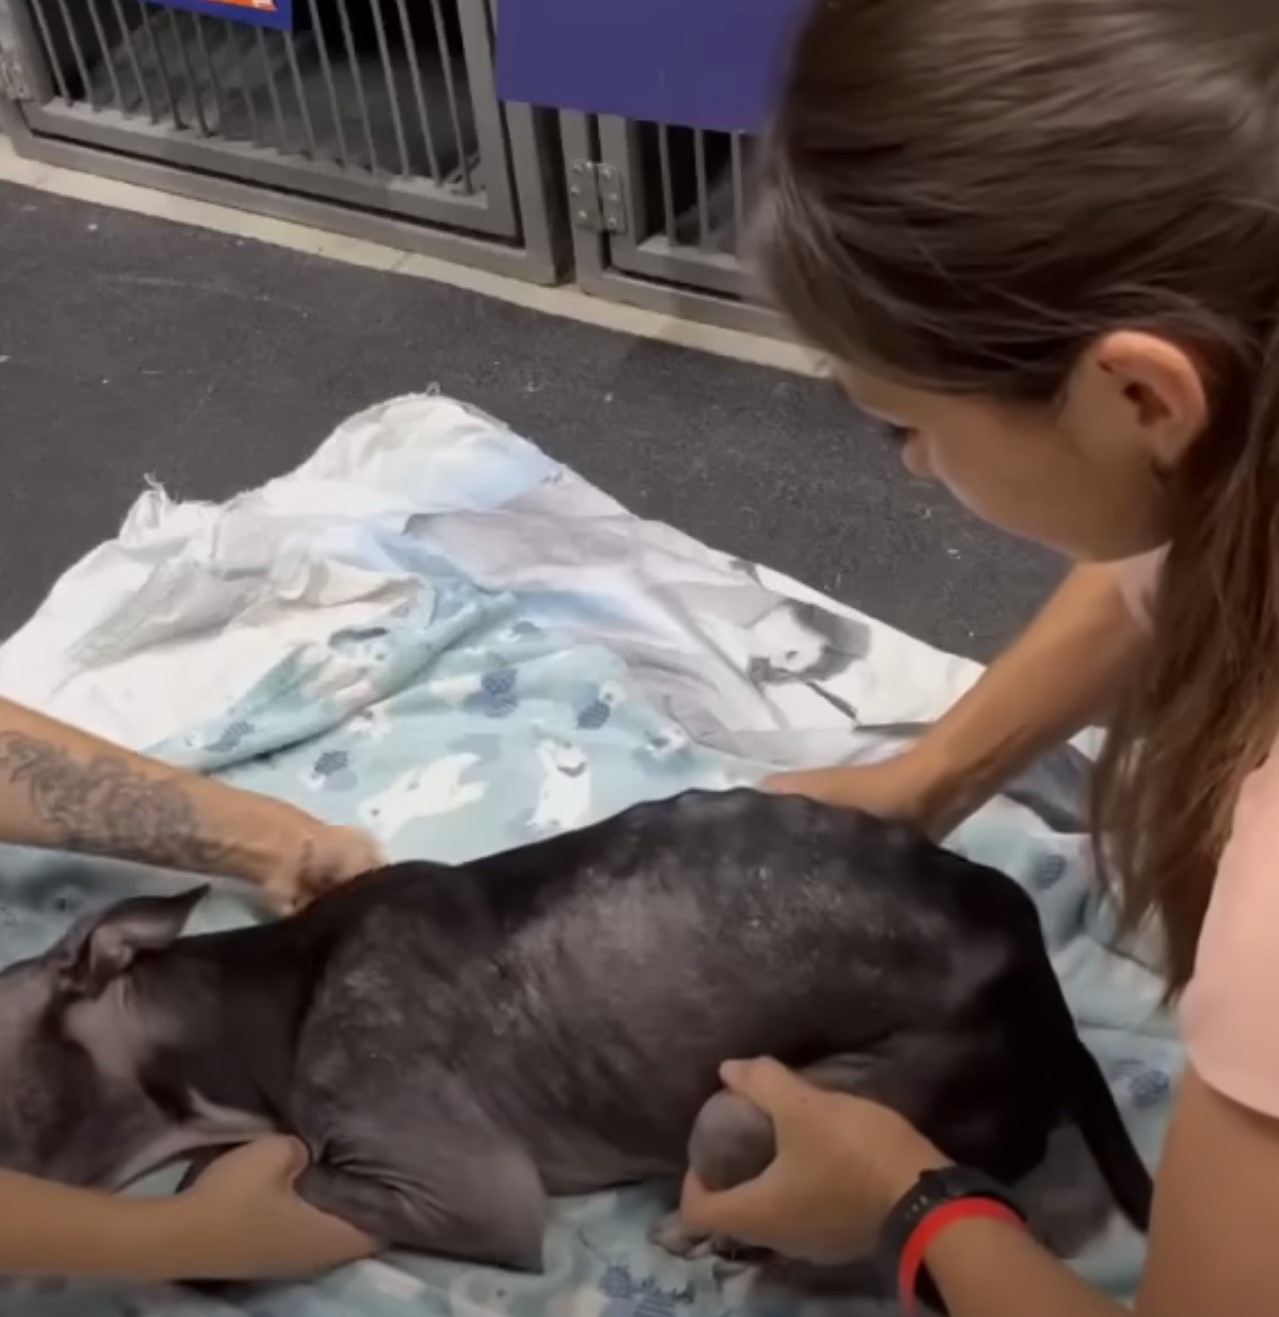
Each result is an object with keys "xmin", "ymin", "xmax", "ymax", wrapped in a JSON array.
[
  {"xmin": 0, "ymin": 48, "xmax": 33, "ymax": 103},
  {"xmin": 567, "ymin": 160, "xmax": 627, "ymax": 235}
]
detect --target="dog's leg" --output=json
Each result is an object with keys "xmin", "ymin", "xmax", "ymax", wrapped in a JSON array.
[
  {"xmin": 297, "ymin": 1137, "xmax": 548, "ymax": 1271},
  {"xmin": 292, "ymin": 1095, "xmax": 549, "ymax": 1273},
  {"xmin": 651, "ymin": 1054, "xmax": 882, "ymax": 1261},
  {"xmin": 654, "ymin": 1043, "xmax": 972, "ymax": 1263},
  {"xmin": 292, "ymin": 982, "xmax": 551, "ymax": 1271}
]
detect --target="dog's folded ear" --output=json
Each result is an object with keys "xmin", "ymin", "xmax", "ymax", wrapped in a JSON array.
[{"xmin": 49, "ymin": 886, "xmax": 209, "ymax": 999}]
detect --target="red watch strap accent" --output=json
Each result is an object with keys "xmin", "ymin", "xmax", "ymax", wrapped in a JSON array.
[{"xmin": 897, "ymin": 1196, "xmax": 1027, "ymax": 1316}]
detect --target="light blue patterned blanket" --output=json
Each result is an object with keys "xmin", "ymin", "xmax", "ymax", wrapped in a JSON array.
[{"xmin": 0, "ymin": 396, "xmax": 1179, "ymax": 1315}]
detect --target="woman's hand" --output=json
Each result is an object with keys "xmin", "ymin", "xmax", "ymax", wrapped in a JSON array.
[
  {"xmin": 769, "ymin": 566, "xmax": 1150, "ymax": 841},
  {"xmin": 257, "ymin": 813, "xmax": 386, "ymax": 915},
  {"xmin": 160, "ymin": 1138, "xmax": 377, "ymax": 1281},
  {"xmin": 680, "ymin": 1059, "xmax": 949, "ymax": 1264},
  {"xmin": 765, "ymin": 749, "xmax": 971, "ymax": 839}
]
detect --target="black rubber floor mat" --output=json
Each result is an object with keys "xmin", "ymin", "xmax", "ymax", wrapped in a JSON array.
[{"xmin": 0, "ymin": 181, "xmax": 1062, "ymax": 656}]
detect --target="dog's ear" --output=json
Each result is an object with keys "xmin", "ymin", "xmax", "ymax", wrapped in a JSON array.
[{"xmin": 49, "ymin": 887, "xmax": 209, "ymax": 999}]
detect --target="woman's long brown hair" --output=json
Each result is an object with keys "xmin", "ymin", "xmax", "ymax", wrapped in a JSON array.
[{"xmin": 760, "ymin": 0, "xmax": 1279, "ymax": 992}]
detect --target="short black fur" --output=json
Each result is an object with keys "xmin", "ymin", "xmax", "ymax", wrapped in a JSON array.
[{"xmin": 132, "ymin": 789, "xmax": 1153, "ymax": 1263}]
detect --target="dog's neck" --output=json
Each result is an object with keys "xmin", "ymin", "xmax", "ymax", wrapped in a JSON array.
[{"xmin": 132, "ymin": 927, "xmax": 313, "ymax": 1123}]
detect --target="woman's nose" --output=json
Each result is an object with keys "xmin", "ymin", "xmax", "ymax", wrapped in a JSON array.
[{"xmin": 901, "ymin": 436, "xmax": 933, "ymax": 478}]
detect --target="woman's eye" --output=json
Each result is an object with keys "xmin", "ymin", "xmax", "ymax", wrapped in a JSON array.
[{"xmin": 881, "ymin": 422, "xmax": 917, "ymax": 446}]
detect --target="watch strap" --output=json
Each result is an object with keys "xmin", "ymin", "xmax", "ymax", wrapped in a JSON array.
[{"xmin": 880, "ymin": 1166, "xmax": 1028, "ymax": 1314}]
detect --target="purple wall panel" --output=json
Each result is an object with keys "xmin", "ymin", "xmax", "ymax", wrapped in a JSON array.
[{"xmin": 495, "ymin": 0, "xmax": 808, "ymax": 133}]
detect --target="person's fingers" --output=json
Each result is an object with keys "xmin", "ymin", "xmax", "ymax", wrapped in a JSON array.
[
  {"xmin": 760, "ymin": 772, "xmax": 804, "ymax": 795},
  {"xmin": 719, "ymin": 1057, "xmax": 815, "ymax": 1120},
  {"xmin": 310, "ymin": 827, "xmax": 386, "ymax": 888},
  {"xmin": 760, "ymin": 771, "xmax": 841, "ymax": 801},
  {"xmin": 258, "ymin": 1138, "xmax": 379, "ymax": 1260},
  {"xmin": 208, "ymin": 1136, "xmax": 310, "ymax": 1186},
  {"xmin": 679, "ymin": 1166, "xmax": 787, "ymax": 1243},
  {"xmin": 275, "ymin": 1135, "xmax": 311, "ymax": 1182},
  {"xmin": 338, "ymin": 825, "xmax": 386, "ymax": 870}
]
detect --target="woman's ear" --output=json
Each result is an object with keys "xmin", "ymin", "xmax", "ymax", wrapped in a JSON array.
[{"xmin": 1068, "ymin": 331, "xmax": 1209, "ymax": 472}]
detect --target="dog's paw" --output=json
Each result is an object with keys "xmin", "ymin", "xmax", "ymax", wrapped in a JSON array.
[
  {"xmin": 650, "ymin": 1214, "xmax": 770, "ymax": 1266},
  {"xmin": 710, "ymin": 1238, "xmax": 772, "ymax": 1265},
  {"xmin": 650, "ymin": 1211, "xmax": 716, "ymax": 1260}
]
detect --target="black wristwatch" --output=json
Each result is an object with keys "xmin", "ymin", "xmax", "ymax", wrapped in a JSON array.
[{"xmin": 880, "ymin": 1166, "xmax": 1027, "ymax": 1314}]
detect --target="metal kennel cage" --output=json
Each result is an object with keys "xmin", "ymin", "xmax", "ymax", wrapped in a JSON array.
[
  {"xmin": 0, "ymin": 0, "xmax": 564, "ymax": 280},
  {"xmin": 560, "ymin": 110, "xmax": 783, "ymax": 336}
]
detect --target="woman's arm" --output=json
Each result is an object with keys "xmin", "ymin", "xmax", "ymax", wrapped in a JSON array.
[
  {"xmin": 770, "ymin": 562, "xmax": 1146, "ymax": 834},
  {"xmin": 0, "ymin": 710, "xmax": 383, "ymax": 1282},
  {"xmin": 682, "ymin": 1062, "xmax": 1279, "ymax": 1317},
  {"xmin": 922, "ymin": 1067, "xmax": 1279, "ymax": 1316},
  {"xmin": 0, "ymin": 696, "xmax": 380, "ymax": 909},
  {"xmin": 0, "ymin": 1139, "xmax": 373, "ymax": 1282}
]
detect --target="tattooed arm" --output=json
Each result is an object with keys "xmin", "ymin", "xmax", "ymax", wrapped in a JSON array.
[{"xmin": 0, "ymin": 697, "xmax": 382, "ymax": 908}]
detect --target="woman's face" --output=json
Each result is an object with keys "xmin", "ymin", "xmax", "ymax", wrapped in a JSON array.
[{"xmin": 832, "ymin": 332, "xmax": 1208, "ymax": 562}]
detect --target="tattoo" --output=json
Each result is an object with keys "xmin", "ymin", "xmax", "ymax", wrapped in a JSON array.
[{"xmin": 0, "ymin": 732, "xmax": 230, "ymax": 873}]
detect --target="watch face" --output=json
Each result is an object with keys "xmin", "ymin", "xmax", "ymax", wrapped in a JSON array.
[{"xmin": 927, "ymin": 1167, "xmax": 1020, "ymax": 1208}]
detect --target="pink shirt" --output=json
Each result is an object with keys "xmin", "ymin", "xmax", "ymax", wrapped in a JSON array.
[{"xmin": 1113, "ymin": 550, "xmax": 1279, "ymax": 1116}]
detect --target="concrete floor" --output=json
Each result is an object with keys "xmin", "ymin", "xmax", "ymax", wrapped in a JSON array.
[{"xmin": 0, "ymin": 181, "xmax": 1064, "ymax": 659}]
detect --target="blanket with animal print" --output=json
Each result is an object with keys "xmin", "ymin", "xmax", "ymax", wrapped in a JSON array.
[{"xmin": 0, "ymin": 395, "xmax": 1180, "ymax": 1316}]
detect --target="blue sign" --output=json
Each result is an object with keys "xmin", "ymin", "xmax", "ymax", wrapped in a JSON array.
[
  {"xmin": 495, "ymin": 0, "xmax": 807, "ymax": 134},
  {"xmin": 145, "ymin": 0, "xmax": 293, "ymax": 31}
]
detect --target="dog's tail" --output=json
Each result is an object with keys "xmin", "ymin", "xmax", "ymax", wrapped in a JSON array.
[
  {"xmin": 1020, "ymin": 946, "xmax": 1154, "ymax": 1233},
  {"xmin": 1061, "ymin": 1030, "xmax": 1153, "ymax": 1232}
]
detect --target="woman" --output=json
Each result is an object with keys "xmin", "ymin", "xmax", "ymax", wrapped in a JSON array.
[
  {"xmin": 682, "ymin": 0, "xmax": 1279, "ymax": 1313},
  {"xmin": 0, "ymin": 695, "xmax": 376, "ymax": 1278}
]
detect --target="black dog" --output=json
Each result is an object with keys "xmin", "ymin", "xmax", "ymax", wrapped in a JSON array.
[{"xmin": 0, "ymin": 789, "xmax": 1151, "ymax": 1277}]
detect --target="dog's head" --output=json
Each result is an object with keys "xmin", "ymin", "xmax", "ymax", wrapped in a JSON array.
[{"xmin": 0, "ymin": 888, "xmax": 205, "ymax": 1186}]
